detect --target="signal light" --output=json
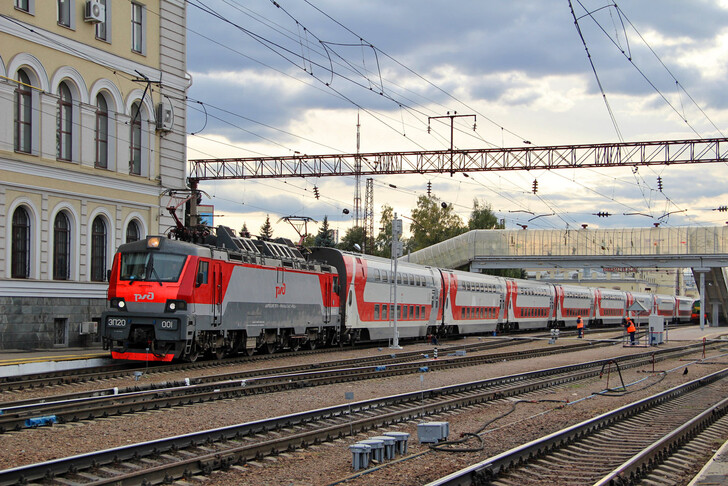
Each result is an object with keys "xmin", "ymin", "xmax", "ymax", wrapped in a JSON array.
[{"xmin": 532, "ymin": 179, "xmax": 538, "ymax": 194}]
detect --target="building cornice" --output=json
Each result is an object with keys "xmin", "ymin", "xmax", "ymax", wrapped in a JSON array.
[
  {"xmin": 0, "ymin": 157, "xmax": 165, "ymax": 199},
  {"xmin": 0, "ymin": 279, "xmax": 107, "ymax": 298}
]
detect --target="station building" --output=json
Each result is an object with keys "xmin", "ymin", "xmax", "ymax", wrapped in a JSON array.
[{"xmin": 0, "ymin": 1, "xmax": 189, "ymax": 349}]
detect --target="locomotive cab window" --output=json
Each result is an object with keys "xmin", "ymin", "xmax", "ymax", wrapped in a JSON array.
[
  {"xmin": 196, "ymin": 260, "xmax": 209, "ymax": 286},
  {"xmin": 120, "ymin": 252, "xmax": 187, "ymax": 282}
]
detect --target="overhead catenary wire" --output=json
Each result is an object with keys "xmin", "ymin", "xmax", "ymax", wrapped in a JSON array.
[
  {"xmin": 181, "ymin": 1, "xmax": 702, "ymax": 229},
  {"xmin": 4, "ymin": 4, "xmax": 716, "ymax": 234},
  {"xmin": 572, "ymin": 1, "xmax": 724, "ymax": 140}
]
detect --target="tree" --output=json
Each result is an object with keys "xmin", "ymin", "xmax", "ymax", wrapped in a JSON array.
[
  {"xmin": 314, "ymin": 216, "xmax": 336, "ymax": 247},
  {"xmin": 410, "ymin": 195, "xmax": 466, "ymax": 251},
  {"xmin": 301, "ymin": 234, "xmax": 316, "ymax": 248},
  {"xmin": 338, "ymin": 226, "xmax": 367, "ymax": 253},
  {"xmin": 239, "ymin": 222, "xmax": 251, "ymax": 238},
  {"xmin": 373, "ymin": 204, "xmax": 395, "ymax": 257},
  {"xmin": 259, "ymin": 215, "xmax": 273, "ymax": 239},
  {"xmin": 468, "ymin": 198, "xmax": 504, "ymax": 230}
]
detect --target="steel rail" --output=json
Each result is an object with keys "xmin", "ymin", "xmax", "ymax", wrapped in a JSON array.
[
  {"xmin": 0, "ymin": 343, "xmax": 715, "ymax": 485},
  {"xmin": 0, "ymin": 337, "xmax": 524, "ymax": 410},
  {"xmin": 0, "ymin": 334, "xmax": 519, "ymax": 393},
  {"xmin": 0, "ymin": 339, "xmax": 597, "ymax": 433},
  {"xmin": 0, "ymin": 342, "xmax": 358, "ymax": 393},
  {"xmin": 636, "ymin": 407, "xmax": 728, "ymax": 484},
  {"xmin": 594, "ymin": 395, "xmax": 728, "ymax": 485},
  {"xmin": 425, "ymin": 368, "xmax": 728, "ymax": 486}
]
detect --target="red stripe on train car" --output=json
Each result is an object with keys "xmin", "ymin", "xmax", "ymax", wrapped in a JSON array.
[{"xmin": 111, "ymin": 351, "xmax": 174, "ymax": 362}]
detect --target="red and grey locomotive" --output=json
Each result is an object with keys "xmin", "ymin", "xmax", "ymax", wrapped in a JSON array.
[{"xmin": 101, "ymin": 226, "xmax": 340, "ymax": 361}]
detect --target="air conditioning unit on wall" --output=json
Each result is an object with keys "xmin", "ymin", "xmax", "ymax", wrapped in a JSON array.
[
  {"xmin": 84, "ymin": 0, "xmax": 105, "ymax": 23},
  {"xmin": 156, "ymin": 101, "xmax": 174, "ymax": 131}
]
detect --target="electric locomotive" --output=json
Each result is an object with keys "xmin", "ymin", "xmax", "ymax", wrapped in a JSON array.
[{"xmin": 100, "ymin": 226, "xmax": 340, "ymax": 361}]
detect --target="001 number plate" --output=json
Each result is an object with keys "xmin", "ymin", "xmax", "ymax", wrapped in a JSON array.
[{"xmin": 160, "ymin": 319, "xmax": 177, "ymax": 330}]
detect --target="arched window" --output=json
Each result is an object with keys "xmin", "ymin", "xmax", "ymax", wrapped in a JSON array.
[
  {"xmin": 126, "ymin": 220, "xmax": 140, "ymax": 243},
  {"xmin": 11, "ymin": 207, "xmax": 30, "ymax": 279},
  {"xmin": 130, "ymin": 101, "xmax": 142, "ymax": 175},
  {"xmin": 95, "ymin": 94, "xmax": 109, "ymax": 168},
  {"xmin": 90, "ymin": 216, "xmax": 107, "ymax": 281},
  {"xmin": 57, "ymin": 82, "xmax": 72, "ymax": 161},
  {"xmin": 53, "ymin": 212, "xmax": 70, "ymax": 280},
  {"xmin": 15, "ymin": 70, "xmax": 32, "ymax": 153}
]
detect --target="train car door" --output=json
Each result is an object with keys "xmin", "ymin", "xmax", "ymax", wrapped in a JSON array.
[
  {"xmin": 589, "ymin": 291, "xmax": 596, "ymax": 321},
  {"xmin": 212, "ymin": 262, "xmax": 223, "ymax": 326},
  {"xmin": 324, "ymin": 275, "xmax": 333, "ymax": 324},
  {"xmin": 548, "ymin": 284, "xmax": 555, "ymax": 325}
]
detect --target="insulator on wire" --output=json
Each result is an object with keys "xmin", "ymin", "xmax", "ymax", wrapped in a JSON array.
[
  {"xmin": 313, "ymin": 186, "xmax": 320, "ymax": 199},
  {"xmin": 532, "ymin": 179, "xmax": 538, "ymax": 194},
  {"xmin": 427, "ymin": 181, "xmax": 432, "ymax": 197},
  {"xmin": 715, "ymin": 205, "xmax": 728, "ymax": 212},
  {"xmin": 657, "ymin": 176, "xmax": 663, "ymax": 192},
  {"xmin": 593, "ymin": 211, "xmax": 611, "ymax": 218}
]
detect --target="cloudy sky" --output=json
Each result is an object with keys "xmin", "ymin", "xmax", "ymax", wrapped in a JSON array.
[{"xmin": 184, "ymin": 0, "xmax": 728, "ymax": 242}]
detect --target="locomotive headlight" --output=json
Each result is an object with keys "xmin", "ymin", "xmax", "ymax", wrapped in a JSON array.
[
  {"xmin": 110, "ymin": 298, "xmax": 127, "ymax": 310},
  {"xmin": 147, "ymin": 237, "xmax": 161, "ymax": 248},
  {"xmin": 165, "ymin": 299, "xmax": 187, "ymax": 313}
]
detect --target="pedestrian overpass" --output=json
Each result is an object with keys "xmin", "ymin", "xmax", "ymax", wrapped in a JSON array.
[{"xmin": 404, "ymin": 226, "xmax": 728, "ymax": 325}]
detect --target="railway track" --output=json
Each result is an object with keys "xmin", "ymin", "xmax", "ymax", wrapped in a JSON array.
[
  {"xmin": 426, "ymin": 368, "xmax": 728, "ymax": 486},
  {"xmin": 0, "ymin": 339, "xmax": 608, "ymax": 433},
  {"xmin": 0, "ymin": 326, "xmax": 634, "ymax": 393},
  {"xmin": 0, "ymin": 336, "xmax": 515, "ymax": 393},
  {"xmin": 0, "ymin": 342, "xmax": 717, "ymax": 485},
  {"xmin": 0, "ymin": 343, "xmax": 369, "ymax": 393}
]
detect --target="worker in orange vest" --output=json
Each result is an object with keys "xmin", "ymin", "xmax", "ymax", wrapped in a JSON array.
[
  {"xmin": 626, "ymin": 317, "xmax": 636, "ymax": 345},
  {"xmin": 576, "ymin": 315, "xmax": 584, "ymax": 338}
]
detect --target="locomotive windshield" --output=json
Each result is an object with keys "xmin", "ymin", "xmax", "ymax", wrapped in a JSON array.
[{"xmin": 119, "ymin": 252, "xmax": 187, "ymax": 282}]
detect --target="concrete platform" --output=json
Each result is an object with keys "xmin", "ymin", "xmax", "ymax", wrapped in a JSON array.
[
  {"xmin": 0, "ymin": 345, "xmax": 106, "ymax": 366},
  {"xmin": 0, "ymin": 345, "xmax": 109, "ymax": 377},
  {"xmin": 660, "ymin": 325, "xmax": 728, "ymax": 342}
]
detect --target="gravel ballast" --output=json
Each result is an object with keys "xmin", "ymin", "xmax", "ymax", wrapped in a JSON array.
[{"xmin": 0, "ymin": 331, "xmax": 725, "ymax": 485}]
